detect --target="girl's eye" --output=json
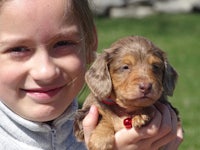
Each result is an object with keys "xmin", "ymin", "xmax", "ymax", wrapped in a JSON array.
[
  {"xmin": 52, "ymin": 40, "xmax": 80, "ymax": 56},
  {"xmin": 6, "ymin": 46, "xmax": 32, "ymax": 61},
  {"xmin": 53, "ymin": 40, "xmax": 75, "ymax": 49},
  {"xmin": 10, "ymin": 46, "xmax": 29, "ymax": 52},
  {"xmin": 8, "ymin": 46, "xmax": 31, "ymax": 57}
]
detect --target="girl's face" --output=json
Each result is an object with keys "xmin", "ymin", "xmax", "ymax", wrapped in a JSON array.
[{"xmin": 0, "ymin": 0, "xmax": 86, "ymax": 122}]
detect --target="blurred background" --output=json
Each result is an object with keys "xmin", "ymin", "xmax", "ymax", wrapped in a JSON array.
[
  {"xmin": 89, "ymin": 0, "xmax": 200, "ymax": 18},
  {"xmin": 78, "ymin": 0, "xmax": 200, "ymax": 149}
]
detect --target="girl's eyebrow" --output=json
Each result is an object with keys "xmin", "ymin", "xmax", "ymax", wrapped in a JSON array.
[
  {"xmin": 52, "ymin": 29, "xmax": 82, "ymax": 40},
  {"xmin": 0, "ymin": 38, "xmax": 27, "ymax": 46},
  {"xmin": 0, "ymin": 27, "xmax": 83, "ymax": 46},
  {"xmin": 45, "ymin": 29, "xmax": 84, "ymax": 46}
]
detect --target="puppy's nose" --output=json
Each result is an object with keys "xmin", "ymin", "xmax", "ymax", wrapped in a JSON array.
[{"xmin": 139, "ymin": 82, "xmax": 152, "ymax": 94}]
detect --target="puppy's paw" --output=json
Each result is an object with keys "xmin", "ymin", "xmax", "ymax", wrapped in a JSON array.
[{"xmin": 132, "ymin": 114, "xmax": 151, "ymax": 128}]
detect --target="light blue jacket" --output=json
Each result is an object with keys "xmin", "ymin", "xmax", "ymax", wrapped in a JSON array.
[{"xmin": 0, "ymin": 100, "xmax": 87, "ymax": 150}]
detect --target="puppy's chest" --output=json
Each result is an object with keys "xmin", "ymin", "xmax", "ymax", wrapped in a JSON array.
[
  {"xmin": 101, "ymin": 107, "xmax": 133, "ymax": 131},
  {"xmin": 111, "ymin": 115, "xmax": 130, "ymax": 131}
]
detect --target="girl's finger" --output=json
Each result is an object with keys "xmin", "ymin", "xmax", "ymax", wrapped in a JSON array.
[
  {"xmin": 151, "ymin": 104, "xmax": 178, "ymax": 149},
  {"xmin": 82, "ymin": 105, "xmax": 99, "ymax": 144}
]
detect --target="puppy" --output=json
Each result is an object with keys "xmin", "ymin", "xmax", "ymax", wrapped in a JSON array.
[{"xmin": 74, "ymin": 36, "xmax": 179, "ymax": 150}]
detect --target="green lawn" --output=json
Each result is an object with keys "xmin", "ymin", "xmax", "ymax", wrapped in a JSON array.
[{"xmin": 78, "ymin": 13, "xmax": 200, "ymax": 150}]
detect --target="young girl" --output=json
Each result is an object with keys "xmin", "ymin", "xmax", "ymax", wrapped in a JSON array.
[{"xmin": 0, "ymin": 0, "xmax": 183, "ymax": 149}]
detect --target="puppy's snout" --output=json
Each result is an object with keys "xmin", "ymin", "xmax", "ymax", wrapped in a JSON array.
[{"xmin": 139, "ymin": 82, "xmax": 152, "ymax": 94}]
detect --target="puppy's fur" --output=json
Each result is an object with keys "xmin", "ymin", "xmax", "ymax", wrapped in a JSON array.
[{"xmin": 74, "ymin": 36, "xmax": 179, "ymax": 150}]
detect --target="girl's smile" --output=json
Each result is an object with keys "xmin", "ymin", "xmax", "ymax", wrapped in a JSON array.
[{"xmin": 21, "ymin": 85, "xmax": 67, "ymax": 103}]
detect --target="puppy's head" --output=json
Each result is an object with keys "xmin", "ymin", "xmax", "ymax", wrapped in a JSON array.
[{"xmin": 85, "ymin": 36, "xmax": 178, "ymax": 110}]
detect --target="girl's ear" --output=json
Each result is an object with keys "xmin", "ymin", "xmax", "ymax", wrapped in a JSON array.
[
  {"xmin": 163, "ymin": 60, "xmax": 178, "ymax": 96},
  {"xmin": 85, "ymin": 52, "xmax": 112, "ymax": 99}
]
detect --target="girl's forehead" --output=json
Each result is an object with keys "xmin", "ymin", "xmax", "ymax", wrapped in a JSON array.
[
  {"xmin": 0, "ymin": 0, "xmax": 73, "ymax": 21},
  {"xmin": 0, "ymin": 0, "xmax": 83, "ymax": 41}
]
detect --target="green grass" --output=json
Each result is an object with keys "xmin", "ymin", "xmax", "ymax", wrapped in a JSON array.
[{"xmin": 78, "ymin": 13, "xmax": 200, "ymax": 150}]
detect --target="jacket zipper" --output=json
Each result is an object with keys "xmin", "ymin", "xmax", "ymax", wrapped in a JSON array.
[{"xmin": 51, "ymin": 128, "xmax": 57, "ymax": 150}]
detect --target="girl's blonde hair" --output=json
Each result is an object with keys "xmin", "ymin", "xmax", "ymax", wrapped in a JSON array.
[{"xmin": 71, "ymin": 0, "xmax": 97, "ymax": 64}]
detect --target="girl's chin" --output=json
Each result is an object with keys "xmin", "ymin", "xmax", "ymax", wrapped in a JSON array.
[
  {"xmin": 25, "ymin": 113, "xmax": 61, "ymax": 122},
  {"xmin": 19, "ymin": 106, "xmax": 65, "ymax": 122}
]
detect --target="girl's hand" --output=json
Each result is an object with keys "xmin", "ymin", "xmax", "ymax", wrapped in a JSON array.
[{"xmin": 82, "ymin": 103, "xmax": 183, "ymax": 150}]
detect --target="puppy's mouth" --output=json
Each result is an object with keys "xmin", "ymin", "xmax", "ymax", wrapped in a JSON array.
[
  {"xmin": 116, "ymin": 94, "xmax": 158, "ymax": 110},
  {"xmin": 138, "ymin": 95, "xmax": 150, "ymax": 100},
  {"xmin": 138, "ymin": 92, "xmax": 155, "ymax": 99},
  {"xmin": 134, "ymin": 92, "xmax": 160, "ymax": 103},
  {"xmin": 125, "ymin": 92, "xmax": 156, "ymax": 101}
]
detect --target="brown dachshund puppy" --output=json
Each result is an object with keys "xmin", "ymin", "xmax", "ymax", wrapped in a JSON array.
[{"xmin": 74, "ymin": 36, "xmax": 179, "ymax": 150}]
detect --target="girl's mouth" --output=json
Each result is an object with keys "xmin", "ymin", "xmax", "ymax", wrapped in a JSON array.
[{"xmin": 21, "ymin": 85, "xmax": 66, "ymax": 103}]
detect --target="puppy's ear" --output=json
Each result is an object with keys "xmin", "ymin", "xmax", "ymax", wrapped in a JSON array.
[
  {"xmin": 85, "ymin": 52, "xmax": 112, "ymax": 99},
  {"xmin": 163, "ymin": 60, "xmax": 178, "ymax": 96}
]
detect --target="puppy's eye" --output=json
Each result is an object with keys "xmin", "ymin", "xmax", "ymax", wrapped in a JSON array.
[
  {"xmin": 152, "ymin": 63, "xmax": 162, "ymax": 72},
  {"xmin": 121, "ymin": 64, "xmax": 130, "ymax": 71}
]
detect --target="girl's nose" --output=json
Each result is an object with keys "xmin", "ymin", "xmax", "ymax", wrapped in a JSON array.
[{"xmin": 29, "ymin": 50, "xmax": 60, "ymax": 83}]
